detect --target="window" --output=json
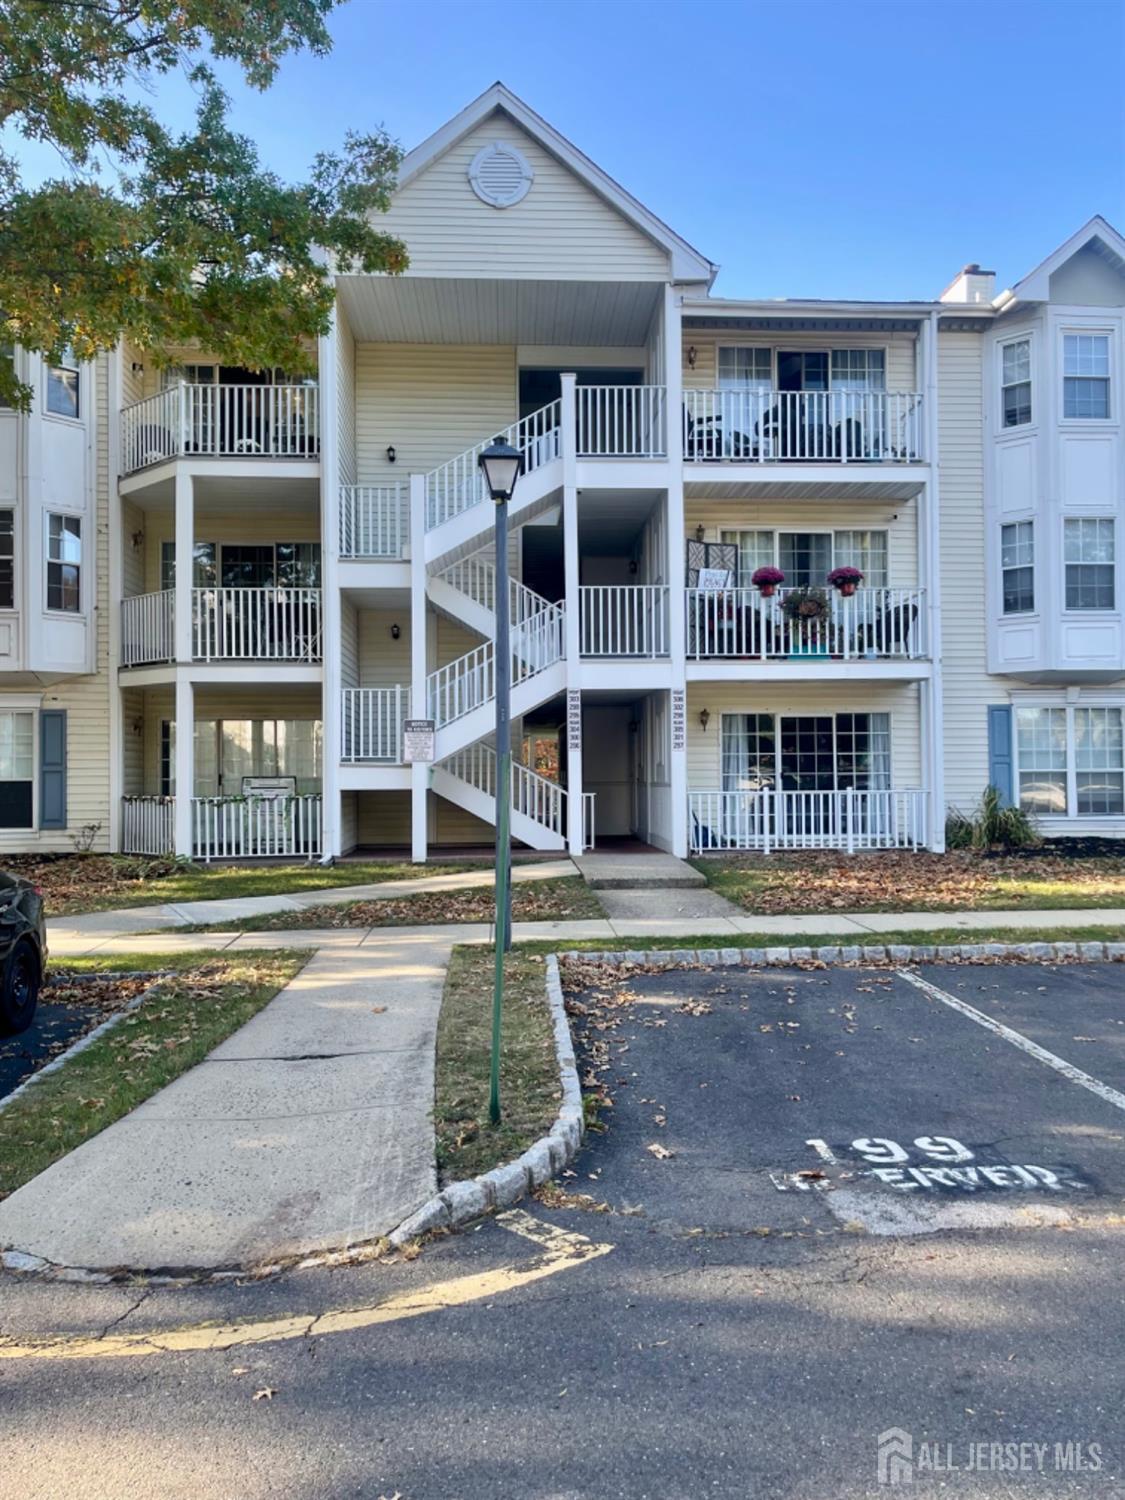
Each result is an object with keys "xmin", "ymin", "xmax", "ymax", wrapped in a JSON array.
[
  {"xmin": 46, "ymin": 514, "xmax": 81, "ymax": 611},
  {"xmin": 720, "ymin": 712, "xmax": 890, "ymax": 792},
  {"xmin": 1063, "ymin": 333, "xmax": 1110, "ymax": 419},
  {"xmin": 1064, "ymin": 518, "xmax": 1115, "ymax": 610},
  {"xmin": 778, "ymin": 532, "xmax": 833, "ymax": 588},
  {"xmin": 1001, "ymin": 338, "xmax": 1032, "ymax": 427},
  {"xmin": 1000, "ymin": 521, "xmax": 1034, "ymax": 613},
  {"xmin": 1016, "ymin": 707, "xmax": 1068, "ymax": 815},
  {"xmin": 0, "ymin": 711, "xmax": 34, "ymax": 827},
  {"xmin": 1016, "ymin": 704, "xmax": 1124, "ymax": 818},
  {"xmin": 276, "ymin": 542, "xmax": 322, "ymax": 588},
  {"xmin": 721, "ymin": 529, "xmax": 773, "ymax": 584},
  {"xmin": 165, "ymin": 719, "xmax": 323, "ymax": 797},
  {"xmin": 717, "ymin": 347, "xmax": 771, "ymax": 390},
  {"xmin": 834, "ymin": 713, "xmax": 892, "ymax": 790},
  {"xmin": 830, "ymin": 350, "xmax": 886, "ymax": 393},
  {"xmin": 46, "ymin": 355, "xmax": 80, "ymax": 419},
  {"xmin": 0, "ymin": 511, "xmax": 13, "ymax": 609},
  {"xmin": 833, "ymin": 530, "xmax": 889, "ymax": 590},
  {"xmin": 161, "ymin": 541, "xmax": 217, "ymax": 591},
  {"xmin": 721, "ymin": 714, "xmax": 776, "ymax": 791}
]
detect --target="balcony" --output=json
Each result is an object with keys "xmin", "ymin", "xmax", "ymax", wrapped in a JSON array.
[
  {"xmin": 341, "ymin": 686, "xmax": 410, "ymax": 762},
  {"xmin": 122, "ymin": 794, "xmax": 322, "ymax": 860},
  {"xmin": 339, "ymin": 484, "xmax": 408, "ymax": 559},
  {"xmin": 686, "ymin": 588, "xmax": 926, "ymax": 662},
  {"xmin": 683, "ymin": 389, "xmax": 924, "ymax": 464},
  {"xmin": 579, "ymin": 586, "xmax": 670, "ymax": 658},
  {"xmin": 689, "ymin": 788, "xmax": 927, "ymax": 853},
  {"xmin": 121, "ymin": 383, "xmax": 320, "ymax": 476},
  {"xmin": 121, "ymin": 587, "xmax": 322, "ymax": 667}
]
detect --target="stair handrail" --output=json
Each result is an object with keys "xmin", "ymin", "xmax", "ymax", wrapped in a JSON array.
[
  {"xmin": 425, "ymin": 399, "xmax": 562, "ymax": 532},
  {"xmin": 425, "ymin": 599, "xmax": 565, "ymax": 727},
  {"xmin": 440, "ymin": 740, "xmax": 566, "ymax": 836},
  {"xmin": 437, "ymin": 555, "xmax": 550, "ymax": 627}
]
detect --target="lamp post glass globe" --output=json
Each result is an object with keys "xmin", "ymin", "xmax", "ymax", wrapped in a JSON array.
[{"xmin": 478, "ymin": 439, "xmax": 521, "ymax": 502}]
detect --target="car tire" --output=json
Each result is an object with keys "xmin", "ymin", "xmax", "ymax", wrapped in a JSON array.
[{"xmin": 0, "ymin": 939, "xmax": 41, "ymax": 1037}]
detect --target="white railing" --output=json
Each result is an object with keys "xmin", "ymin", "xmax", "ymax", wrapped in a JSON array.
[
  {"xmin": 121, "ymin": 589, "xmax": 174, "ymax": 666},
  {"xmin": 341, "ymin": 686, "xmax": 410, "ymax": 763},
  {"xmin": 579, "ymin": 585, "xmax": 669, "ymax": 657},
  {"xmin": 583, "ymin": 792, "xmax": 597, "ymax": 852},
  {"xmin": 121, "ymin": 383, "xmax": 320, "ymax": 474},
  {"xmin": 426, "ymin": 602, "xmax": 565, "ymax": 728},
  {"xmin": 339, "ymin": 484, "xmax": 408, "ymax": 558},
  {"xmin": 192, "ymin": 587, "xmax": 322, "ymax": 661},
  {"xmin": 192, "ymin": 794, "xmax": 322, "ymax": 861},
  {"xmin": 686, "ymin": 587, "xmax": 926, "ymax": 660},
  {"xmin": 442, "ymin": 741, "xmax": 567, "ymax": 839},
  {"xmin": 426, "ymin": 400, "xmax": 562, "ymax": 530},
  {"xmin": 438, "ymin": 557, "xmax": 547, "ymax": 627},
  {"xmin": 683, "ymin": 389, "xmax": 925, "ymax": 463},
  {"xmin": 688, "ymin": 788, "xmax": 927, "ymax": 853},
  {"xmin": 122, "ymin": 795, "xmax": 175, "ymax": 855},
  {"xmin": 576, "ymin": 385, "xmax": 667, "ymax": 457}
]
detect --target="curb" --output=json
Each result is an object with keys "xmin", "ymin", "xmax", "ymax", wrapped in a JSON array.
[
  {"xmin": 387, "ymin": 952, "xmax": 584, "ymax": 1247},
  {"xmin": 557, "ymin": 940, "xmax": 1125, "ymax": 969}
]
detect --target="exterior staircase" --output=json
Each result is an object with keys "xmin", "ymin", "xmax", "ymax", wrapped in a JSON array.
[{"xmin": 431, "ymin": 742, "xmax": 568, "ymax": 852}]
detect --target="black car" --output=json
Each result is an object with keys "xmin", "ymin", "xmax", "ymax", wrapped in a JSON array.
[{"xmin": 0, "ymin": 871, "xmax": 46, "ymax": 1035}]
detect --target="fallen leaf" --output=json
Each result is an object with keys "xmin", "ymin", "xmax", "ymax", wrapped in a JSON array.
[
  {"xmin": 252, "ymin": 1387, "xmax": 277, "ymax": 1402},
  {"xmin": 646, "ymin": 1142, "xmax": 674, "ymax": 1160}
]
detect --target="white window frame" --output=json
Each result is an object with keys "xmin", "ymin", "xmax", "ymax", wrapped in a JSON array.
[
  {"xmin": 999, "ymin": 335, "xmax": 1033, "ymax": 430},
  {"xmin": 1060, "ymin": 328, "xmax": 1114, "ymax": 423},
  {"xmin": 0, "ymin": 706, "xmax": 37, "ymax": 831},
  {"xmin": 719, "ymin": 710, "xmax": 893, "ymax": 793},
  {"xmin": 45, "ymin": 352, "xmax": 81, "ymax": 422},
  {"xmin": 1063, "ymin": 517, "xmax": 1115, "ymax": 612},
  {"xmin": 1014, "ymin": 702, "xmax": 1125, "ymax": 820},
  {"xmin": 719, "ymin": 527, "xmax": 892, "ymax": 589},
  {"xmin": 45, "ymin": 512, "xmax": 82, "ymax": 614},
  {"xmin": 716, "ymin": 345, "xmax": 773, "ymax": 390},
  {"xmin": 1000, "ymin": 520, "xmax": 1035, "ymax": 615}
]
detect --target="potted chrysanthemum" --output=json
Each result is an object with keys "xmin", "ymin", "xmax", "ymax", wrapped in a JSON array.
[
  {"xmin": 827, "ymin": 565, "xmax": 864, "ymax": 597},
  {"xmin": 751, "ymin": 565, "xmax": 785, "ymax": 598}
]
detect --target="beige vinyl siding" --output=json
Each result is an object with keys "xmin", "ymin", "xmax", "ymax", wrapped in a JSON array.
[
  {"xmin": 340, "ymin": 599, "xmax": 359, "ymax": 689},
  {"xmin": 682, "ymin": 330, "xmax": 919, "ymax": 394},
  {"xmin": 687, "ymin": 501, "xmax": 918, "ymax": 585},
  {"xmin": 340, "ymin": 789, "xmax": 358, "ymax": 854},
  {"xmin": 685, "ymin": 682, "xmax": 923, "ymax": 790},
  {"xmin": 937, "ymin": 331, "xmax": 991, "ymax": 811},
  {"xmin": 431, "ymin": 792, "xmax": 493, "ymax": 846},
  {"xmin": 357, "ymin": 611, "xmax": 411, "ymax": 688},
  {"xmin": 121, "ymin": 686, "xmax": 144, "ymax": 797},
  {"xmin": 337, "ymin": 309, "xmax": 357, "ymax": 485},
  {"xmin": 122, "ymin": 342, "xmax": 145, "ymax": 408},
  {"xmin": 383, "ymin": 116, "xmax": 670, "ymax": 282},
  {"xmin": 122, "ymin": 500, "xmax": 146, "ymax": 597},
  {"xmin": 356, "ymin": 789, "xmax": 411, "ymax": 847},
  {"xmin": 355, "ymin": 343, "xmax": 516, "ymax": 486}
]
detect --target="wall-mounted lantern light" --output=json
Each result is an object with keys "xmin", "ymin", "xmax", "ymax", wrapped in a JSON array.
[
  {"xmin": 695, "ymin": 524, "xmax": 705, "ymax": 543},
  {"xmin": 687, "ymin": 346, "xmax": 697, "ymax": 369},
  {"xmin": 698, "ymin": 708, "xmax": 711, "ymax": 733},
  {"xmin": 386, "ymin": 445, "xmax": 396, "ymax": 464},
  {"xmin": 390, "ymin": 622, "xmax": 401, "ymax": 640}
]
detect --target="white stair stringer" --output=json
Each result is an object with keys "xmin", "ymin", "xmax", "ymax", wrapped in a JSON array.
[
  {"xmin": 432, "ymin": 743, "xmax": 567, "ymax": 852},
  {"xmin": 424, "ymin": 471, "xmax": 562, "ymax": 576},
  {"xmin": 428, "ymin": 556, "xmax": 553, "ymax": 660}
]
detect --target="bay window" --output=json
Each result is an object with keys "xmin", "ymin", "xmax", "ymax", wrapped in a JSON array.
[
  {"xmin": 1016, "ymin": 705, "xmax": 1124, "ymax": 818},
  {"xmin": 1001, "ymin": 338, "xmax": 1032, "ymax": 427},
  {"xmin": 1000, "ymin": 521, "xmax": 1034, "ymax": 613},
  {"xmin": 1064, "ymin": 518, "xmax": 1115, "ymax": 610},
  {"xmin": 46, "ymin": 514, "xmax": 81, "ymax": 611},
  {"xmin": 1063, "ymin": 333, "xmax": 1110, "ymax": 419}
]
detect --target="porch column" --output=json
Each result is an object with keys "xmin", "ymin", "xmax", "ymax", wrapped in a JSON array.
[
  {"xmin": 663, "ymin": 285, "xmax": 688, "ymax": 858},
  {"xmin": 920, "ymin": 310, "xmax": 945, "ymax": 852},
  {"xmin": 561, "ymin": 374, "xmax": 584, "ymax": 857},
  {"xmin": 173, "ymin": 469, "xmax": 194, "ymax": 663},
  {"xmin": 173, "ymin": 676, "xmax": 194, "ymax": 857},
  {"xmin": 107, "ymin": 344, "xmax": 125, "ymax": 851},
  {"xmin": 409, "ymin": 473, "xmax": 428, "ymax": 863},
  {"xmin": 318, "ymin": 308, "xmax": 342, "ymax": 859}
]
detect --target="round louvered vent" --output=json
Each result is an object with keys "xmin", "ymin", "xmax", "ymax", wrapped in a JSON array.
[{"xmin": 468, "ymin": 141, "xmax": 533, "ymax": 208}]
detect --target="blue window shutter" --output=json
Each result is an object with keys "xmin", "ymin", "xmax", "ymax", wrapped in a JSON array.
[
  {"xmin": 987, "ymin": 705, "xmax": 1014, "ymax": 808},
  {"xmin": 40, "ymin": 710, "xmax": 67, "ymax": 829}
]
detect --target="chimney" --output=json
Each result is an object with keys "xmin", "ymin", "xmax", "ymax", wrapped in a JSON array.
[{"xmin": 940, "ymin": 263, "xmax": 996, "ymax": 305}]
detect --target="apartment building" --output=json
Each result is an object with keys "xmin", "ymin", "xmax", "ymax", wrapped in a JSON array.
[{"xmin": 1, "ymin": 84, "xmax": 1122, "ymax": 862}]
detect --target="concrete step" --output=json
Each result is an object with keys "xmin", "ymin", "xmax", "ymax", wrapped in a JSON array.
[{"xmin": 575, "ymin": 853, "xmax": 707, "ymax": 890}]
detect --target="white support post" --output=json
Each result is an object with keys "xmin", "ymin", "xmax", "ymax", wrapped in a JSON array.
[
  {"xmin": 173, "ymin": 675, "xmax": 194, "ymax": 857},
  {"xmin": 663, "ymin": 286, "xmax": 688, "ymax": 858},
  {"xmin": 107, "ymin": 346, "xmax": 124, "ymax": 851},
  {"xmin": 409, "ymin": 474, "xmax": 428, "ymax": 863},
  {"xmin": 560, "ymin": 374, "xmax": 584, "ymax": 857},
  {"xmin": 318, "ymin": 309, "xmax": 342, "ymax": 860},
  {"xmin": 921, "ymin": 310, "xmax": 946, "ymax": 851},
  {"xmin": 173, "ymin": 469, "xmax": 194, "ymax": 663}
]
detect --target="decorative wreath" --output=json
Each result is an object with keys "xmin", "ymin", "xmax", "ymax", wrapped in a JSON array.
[{"xmin": 780, "ymin": 586, "xmax": 831, "ymax": 624}]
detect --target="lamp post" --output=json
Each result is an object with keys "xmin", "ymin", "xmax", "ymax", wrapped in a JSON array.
[{"xmin": 478, "ymin": 437, "xmax": 521, "ymax": 1124}]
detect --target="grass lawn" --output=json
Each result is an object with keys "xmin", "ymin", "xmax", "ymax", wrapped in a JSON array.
[
  {"xmin": 433, "ymin": 947, "xmax": 560, "ymax": 1184},
  {"xmin": 180, "ymin": 877, "xmax": 605, "ymax": 932},
  {"xmin": 694, "ymin": 849, "xmax": 1125, "ymax": 914},
  {"xmin": 10, "ymin": 854, "xmax": 478, "ymax": 917},
  {"xmin": 0, "ymin": 950, "xmax": 305, "ymax": 1202}
]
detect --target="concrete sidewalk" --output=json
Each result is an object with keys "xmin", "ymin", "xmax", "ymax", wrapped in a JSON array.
[
  {"xmin": 0, "ymin": 934, "xmax": 453, "ymax": 1272},
  {"xmin": 47, "ymin": 859, "xmax": 578, "ymax": 945}
]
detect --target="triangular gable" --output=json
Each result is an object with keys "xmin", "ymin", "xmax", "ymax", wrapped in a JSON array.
[
  {"xmin": 387, "ymin": 83, "xmax": 716, "ymax": 285},
  {"xmin": 1003, "ymin": 215, "xmax": 1125, "ymax": 303}
]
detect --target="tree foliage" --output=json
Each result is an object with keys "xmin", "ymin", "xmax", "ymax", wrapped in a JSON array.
[{"xmin": 0, "ymin": 0, "xmax": 407, "ymax": 407}]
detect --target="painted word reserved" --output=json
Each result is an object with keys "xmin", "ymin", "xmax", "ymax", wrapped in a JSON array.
[{"xmin": 770, "ymin": 1134, "xmax": 1087, "ymax": 1194}]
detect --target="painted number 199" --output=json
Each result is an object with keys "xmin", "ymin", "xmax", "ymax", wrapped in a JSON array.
[{"xmin": 805, "ymin": 1135, "xmax": 974, "ymax": 1165}]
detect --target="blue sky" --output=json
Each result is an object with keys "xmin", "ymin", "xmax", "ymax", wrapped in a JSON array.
[{"xmin": 12, "ymin": 0, "xmax": 1125, "ymax": 299}]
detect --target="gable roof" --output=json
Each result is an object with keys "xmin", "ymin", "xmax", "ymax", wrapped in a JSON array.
[
  {"xmin": 396, "ymin": 83, "xmax": 717, "ymax": 286},
  {"xmin": 998, "ymin": 214, "xmax": 1125, "ymax": 306}
]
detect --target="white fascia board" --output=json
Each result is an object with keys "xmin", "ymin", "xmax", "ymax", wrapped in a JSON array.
[
  {"xmin": 682, "ymin": 296, "xmax": 947, "ymax": 320},
  {"xmin": 395, "ymin": 82, "xmax": 717, "ymax": 287},
  {"xmin": 999, "ymin": 214, "xmax": 1125, "ymax": 307}
]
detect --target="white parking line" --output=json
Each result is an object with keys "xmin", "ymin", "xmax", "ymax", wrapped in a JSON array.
[{"xmin": 897, "ymin": 968, "xmax": 1125, "ymax": 1114}]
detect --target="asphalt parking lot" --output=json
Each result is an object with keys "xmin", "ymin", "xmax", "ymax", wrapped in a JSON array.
[{"xmin": 569, "ymin": 960, "xmax": 1125, "ymax": 1237}]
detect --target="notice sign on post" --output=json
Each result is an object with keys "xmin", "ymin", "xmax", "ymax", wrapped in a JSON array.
[{"xmin": 402, "ymin": 719, "xmax": 436, "ymax": 764}]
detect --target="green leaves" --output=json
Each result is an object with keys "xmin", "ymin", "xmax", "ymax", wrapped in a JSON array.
[{"xmin": 0, "ymin": 0, "xmax": 406, "ymax": 409}]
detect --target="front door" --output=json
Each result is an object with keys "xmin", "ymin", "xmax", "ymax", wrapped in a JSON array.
[{"xmin": 778, "ymin": 533, "xmax": 832, "ymax": 589}]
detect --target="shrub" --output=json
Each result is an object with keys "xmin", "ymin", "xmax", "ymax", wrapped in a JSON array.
[{"xmin": 945, "ymin": 786, "xmax": 1041, "ymax": 853}]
